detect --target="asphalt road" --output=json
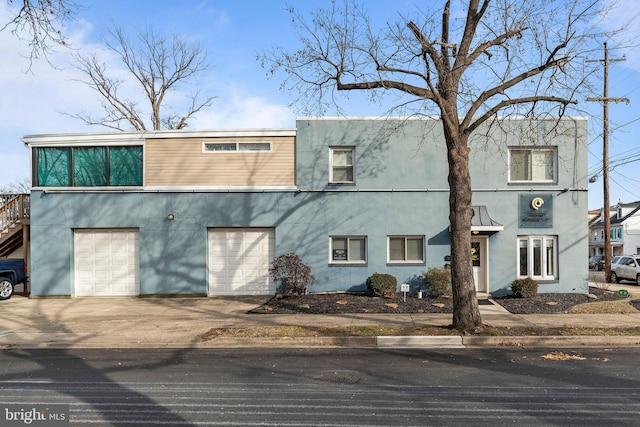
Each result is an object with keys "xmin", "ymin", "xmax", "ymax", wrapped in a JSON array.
[{"xmin": 1, "ymin": 347, "xmax": 639, "ymax": 426}]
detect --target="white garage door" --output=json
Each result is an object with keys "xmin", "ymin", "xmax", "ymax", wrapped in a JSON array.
[
  {"xmin": 74, "ymin": 229, "xmax": 140, "ymax": 296},
  {"xmin": 208, "ymin": 228, "xmax": 275, "ymax": 295}
]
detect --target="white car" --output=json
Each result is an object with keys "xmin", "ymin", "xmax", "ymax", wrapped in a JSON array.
[{"xmin": 611, "ymin": 256, "xmax": 640, "ymax": 285}]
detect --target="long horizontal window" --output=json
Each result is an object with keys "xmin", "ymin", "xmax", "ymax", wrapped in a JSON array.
[
  {"xmin": 35, "ymin": 146, "xmax": 143, "ymax": 187},
  {"xmin": 203, "ymin": 142, "xmax": 271, "ymax": 152}
]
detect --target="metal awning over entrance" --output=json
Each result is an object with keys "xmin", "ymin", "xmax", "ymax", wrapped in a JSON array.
[{"xmin": 471, "ymin": 205, "xmax": 503, "ymax": 234}]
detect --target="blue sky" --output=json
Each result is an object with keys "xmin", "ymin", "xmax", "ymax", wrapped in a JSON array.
[{"xmin": 1, "ymin": 0, "xmax": 639, "ymax": 210}]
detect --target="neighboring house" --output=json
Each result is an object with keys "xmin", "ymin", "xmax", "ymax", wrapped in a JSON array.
[
  {"xmin": 589, "ymin": 201, "xmax": 640, "ymax": 257},
  {"xmin": 22, "ymin": 117, "xmax": 588, "ymax": 298}
]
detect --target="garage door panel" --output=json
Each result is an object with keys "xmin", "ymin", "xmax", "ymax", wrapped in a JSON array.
[
  {"xmin": 110, "ymin": 256, "xmax": 129, "ymax": 265},
  {"xmin": 74, "ymin": 229, "xmax": 140, "ymax": 297},
  {"xmin": 208, "ymin": 228, "xmax": 275, "ymax": 296},
  {"xmin": 226, "ymin": 243, "xmax": 243, "ymax": 253},
  {"xmin": 93, "ymin": 270, "xmax": 111, "ymax": 279},
  {"xmin": 227, "ymin": 257, "xmax": 244, "ymax": 266}
]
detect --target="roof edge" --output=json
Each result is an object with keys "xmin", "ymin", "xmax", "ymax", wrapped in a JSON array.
[
  {"xmin": 297, "ymin": 116, "xmax": 589, "ymax": 121},
  {"xmin": 22, "ymin": 128, "xmax": 297, "ymax": 145}
]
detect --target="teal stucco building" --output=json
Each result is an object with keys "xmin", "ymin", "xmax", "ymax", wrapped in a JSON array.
[{"xmin": 23, "ymin": 117, "xmax": 588, "ymax": 297}]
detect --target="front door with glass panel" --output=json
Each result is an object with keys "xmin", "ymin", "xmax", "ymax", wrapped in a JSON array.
[{"xmin": 471, "ymin": 237, "xmax": 488, "ymax": 293}]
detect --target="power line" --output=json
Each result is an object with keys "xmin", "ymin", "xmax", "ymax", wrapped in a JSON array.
[{"xmin": 610, "ymin": 173, "xmax": 640, "ymax": 200}]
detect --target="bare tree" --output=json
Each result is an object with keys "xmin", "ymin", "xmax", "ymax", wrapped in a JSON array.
[
  {"xmin": 70, "ymin": 25, "xmax": 216, "ymax": 131},
  {"xmin": 2, "ymin": 0, "xmax": 78, "ymax": 65},
  {"xmin": 260, "ymin": 0, "xmax": 613, "ymax": 331},
  {"xmin": 0, "ymin": 178, "xmax": 30, "ymax": 194}
]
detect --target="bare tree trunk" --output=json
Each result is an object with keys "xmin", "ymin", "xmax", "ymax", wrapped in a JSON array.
[{"xmin": 445, "ymin": 129, "xmax": 482, "ymax": 331}]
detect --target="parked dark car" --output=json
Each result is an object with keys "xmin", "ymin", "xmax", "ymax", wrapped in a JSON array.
[
  {"xmin": 0, "ymin": 259, "xmax": 27, "ymax": 300},
  {"xmin": 589, "ymin": 255, "xmax": 605, "ymax": 271},
  {"xmin": 611, "ymin": 255, "xmax": 640, "ymax": 285}
]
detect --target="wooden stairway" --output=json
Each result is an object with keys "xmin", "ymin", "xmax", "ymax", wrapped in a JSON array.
[{"xmin": 0, "ymin": 194, "xmax": 30, "ymax": 258}]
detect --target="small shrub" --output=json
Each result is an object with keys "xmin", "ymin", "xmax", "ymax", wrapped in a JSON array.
[
  {"xmin": 366, "ymin": 273, "xmax": 397, "ymax": 297},
  {"xmin": 423, "ymin": 267, "xmax": 452, "ymax": 298},
  {"xmin": 511, "ymin": 277, "xmax": 538, "ymax": 298},
  {"xmin": 269, "ymin": 253, "xmax": 315, "ymax": 295}
]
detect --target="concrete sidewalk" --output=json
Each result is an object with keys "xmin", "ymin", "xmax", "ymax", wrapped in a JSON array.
[{"xmin": 2, "ymin": 287, "xmax": 640, "ymax": 349}]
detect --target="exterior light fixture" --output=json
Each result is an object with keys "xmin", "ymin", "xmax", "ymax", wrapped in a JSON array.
[{"xmin": 167, "ymin": 214, "xmax": 175, "ymax": 220}]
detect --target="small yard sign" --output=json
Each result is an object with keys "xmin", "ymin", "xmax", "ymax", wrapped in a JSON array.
[{"xmin": 401, "ymin": 283, "xmax": 410, "ymax": 302}]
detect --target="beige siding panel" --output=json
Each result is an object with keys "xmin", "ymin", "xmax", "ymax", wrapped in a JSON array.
[{"xmin": 145, "ymin": 136, "xmax": 295, "ymax": 187}]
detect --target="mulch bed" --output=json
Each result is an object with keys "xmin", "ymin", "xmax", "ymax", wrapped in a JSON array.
[
  {"xmin": 250, "ymin": 286, "xmax": 637, "ymax": 315},
  {"xmin": 250, "ymin": 292, "xmax": 453, "ymax": 314},
  {"xmin": 494, "ymin": 287, "xmax": 633, "ymax": 314}
]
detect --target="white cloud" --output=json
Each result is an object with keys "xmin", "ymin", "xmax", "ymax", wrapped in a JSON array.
[
  {"xmin": 0, "ymin": 4, "xmax": 293, "ymax": 187},
  {"xmin": 0, "ymin": 6, "xmax": 103, "ymax": 187},
  {"xmin": 191, "ymin": 87, "xmax": 295, "ymax": 129}
]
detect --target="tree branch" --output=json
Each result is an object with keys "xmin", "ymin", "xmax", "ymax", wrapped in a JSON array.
[
  {"xmin": 2, "ymin": 0, "xmax": 78, "ymax": 67},
  {"xmin": 70, "ymin": 24, "xmax": 214, "ymax": 130},
  {"xmin": 464, "ymin": 56, "xmax": 570, "ymax": 127},
  {"xmin": 469, "ymin": 96, "xmax": 578, "ymax": 133},
  {"xmin": 337, "ymin": 79, "xmax": 432, "ymax": 98}
]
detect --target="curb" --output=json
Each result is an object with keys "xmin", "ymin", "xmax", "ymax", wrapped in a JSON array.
[
  {"xmin": 199, "ymin": 336, "xmax": 377, "ymax": 348},
  {"xmin": 463, "ymin": 335, "xmax": 640, "ymax": 348},
  {"xmin": 199, "ymin": 335, "xmax": 640, "ymax": 349},
  {"xmin": 377, "ymin": 336, "xmax": 464, "ymax": 348},
  {"xmin": 5, "ymin": 335, "xmax": 640, "ymax": 350}
]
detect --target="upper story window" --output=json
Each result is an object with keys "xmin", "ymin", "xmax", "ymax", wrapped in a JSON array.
[
  {"xmin": 203, "ymin": 142, "xmax": 271, "ymax": 152},
  {"xmin": 330, "ymin": 147, "xmax": 354, "ymax": 184},
  {"xmin": 509, "ymin": 147, "xmax": 557, "ymax": 183},
  {"xmin": 611, "ymin": 228, "xmax": 623, "ymax": 241},
  {"xmin": 34, "ymin": 146, "xmax": 143, "ymax": 187}
]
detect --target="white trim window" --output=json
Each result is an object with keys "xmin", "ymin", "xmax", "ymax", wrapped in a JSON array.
[
  {"xmin": 203, "ymin": 141, "xmax": 272, "ymax": 153},
  {"xmin": 330, "ymin": 147, "xmax": 354, "ymax": 183},
  {"xmin": 518, "ymin": 236, "xmax": 557, "ymax": 280},
  {"xmin": 509, "ymin": 147, "xmax": 557, "ymax": 183},
  {"xmin": 388, "ymin": 236, "xmax": 425, "ymax": 263},
  {"xmin": 330, "ymin": 236, "xmax": 367, "ymax": 264}
]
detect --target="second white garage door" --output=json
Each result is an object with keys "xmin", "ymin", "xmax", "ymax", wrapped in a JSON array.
[
  {"xmin": 208, "ymin": 228, "xmax": 275, "ymax": 295},
  {"xmin": 74, "ymin": 229, "xmax": 140, "ymax": 297}
]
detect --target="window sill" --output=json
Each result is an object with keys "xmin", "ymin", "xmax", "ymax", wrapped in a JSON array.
[
  {"xmin": 329, "ymin": 262, "xmax": 367, "ymax": 267},
  {"xmin": 387, "ymin": 261, "xmax": 426, "ymax": 266},
  {"xmin": 518, "ymin": 278, "xmax": 558, "ymax": 283},
  {"xmin": 508, "ymin": 181, "xmax": 557, "ymax": 185}
]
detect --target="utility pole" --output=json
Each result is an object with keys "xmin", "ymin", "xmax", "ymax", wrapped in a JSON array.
[{"xmin": 587, "ymin": 43, "xmax": 628, "ymax": 283}]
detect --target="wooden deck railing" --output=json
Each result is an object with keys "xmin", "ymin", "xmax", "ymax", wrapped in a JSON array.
[{"xmin": 0, "ymin": 194, "xmax": 30, "ymax": 235}]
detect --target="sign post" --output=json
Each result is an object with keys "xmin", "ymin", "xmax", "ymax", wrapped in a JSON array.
[{"xmin": 401, "ymin": 283, "xmax": 410, "ymax": 302}]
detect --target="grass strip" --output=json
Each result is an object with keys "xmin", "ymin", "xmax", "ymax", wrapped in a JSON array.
[{"xmin": 201, "ymin": 325, "xmax": 640, "ymax": 341}]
